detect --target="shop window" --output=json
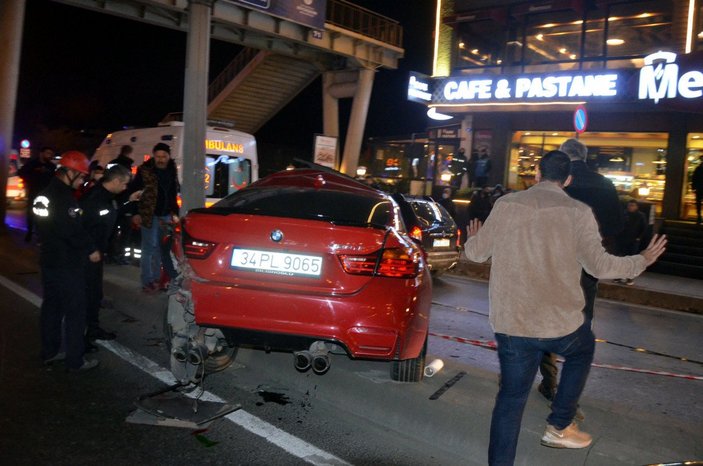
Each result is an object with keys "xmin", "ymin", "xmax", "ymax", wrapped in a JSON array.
[
  {"xmin": 605, "ymin": 1, "xmax": 673, "ymax": 58},
  {"xmin": 449, "ymin": 0, "xmax": 676, "ymax": 72},
  {"xmin": 683, "ymin": 134, "xmax": 703, "ymax": 220},
  {"xmin": 456, "ymin": 20, "xmax": 505, "ymax": 69},
  {"xmin": 509, "ymin": 131, "xmax": 668, "ymax": 214},
  {"xmin": 524, "ymin": 10, "xmax": 582, "ymax": 66},
  {"xmin": 371, "ymin": 144, "xmax": 410, "ymax": 180}
]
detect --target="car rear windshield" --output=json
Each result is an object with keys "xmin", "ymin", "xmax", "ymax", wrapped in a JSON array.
[
  {"xmin": 213, "ymin": 186, "xmax": 395, "ymax": 228},
  {"xmin": 410, "ymin": 200, "xmax": 451, "ymax": 226}
]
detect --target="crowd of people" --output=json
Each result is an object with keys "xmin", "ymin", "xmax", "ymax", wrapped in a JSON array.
[{"xmin": 26, "ymin": 143, "xmax": 179, "ymax": 372}]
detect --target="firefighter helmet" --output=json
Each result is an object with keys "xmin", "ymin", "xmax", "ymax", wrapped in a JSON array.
[{"xmin": 59, "ymin": 150, "xmax": 90, "ymax": 174}]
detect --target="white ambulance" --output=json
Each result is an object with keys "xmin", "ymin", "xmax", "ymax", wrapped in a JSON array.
[{"xmin": 92, "ymin": 118, "xmax": 258, "ymax": 206}]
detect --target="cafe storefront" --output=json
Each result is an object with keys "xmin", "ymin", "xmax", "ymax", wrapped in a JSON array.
[{"xmin": 407, "ymin": 50, "xmax": 703, "ymax": 220}]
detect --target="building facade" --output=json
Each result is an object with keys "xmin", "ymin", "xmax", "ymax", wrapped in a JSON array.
[{"xmin": 391, "ymin": 0, "xmax": 703, "ymax": 221}]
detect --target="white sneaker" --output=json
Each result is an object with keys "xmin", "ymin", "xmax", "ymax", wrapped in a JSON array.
[{"xmin": 541, "ymin": 423, "xmax": 592, "ymax": 449}]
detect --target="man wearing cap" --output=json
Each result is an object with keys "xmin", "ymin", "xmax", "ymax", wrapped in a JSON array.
[
  {"xmin": 131, "ymin": 143, "xmax": 180, "ymax": 292},
  {"xmin": 33, "ymin": 151, "xmax": 101, "ymax": 372}
]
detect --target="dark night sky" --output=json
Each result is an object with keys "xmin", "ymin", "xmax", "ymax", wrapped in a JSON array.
[{"xmin": 15, "ymin": 0, "xmax": 436, "ymax": 158}]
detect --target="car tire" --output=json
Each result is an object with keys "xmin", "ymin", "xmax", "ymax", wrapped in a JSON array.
[
  {"xmin": 390, "ymin": 337, "xmax": 427, "ymax": 383},
  {"xmin": 162, "ymin": 298, "xmax": 237, "ymax": 374}
]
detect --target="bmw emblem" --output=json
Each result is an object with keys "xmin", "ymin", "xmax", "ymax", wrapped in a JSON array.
[{"xmin": 270, "ymin": 229, "xmax": 284, "ymax": 242}]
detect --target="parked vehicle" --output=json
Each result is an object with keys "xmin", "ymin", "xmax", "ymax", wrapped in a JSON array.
[
  {"xmin": 92, "ymin": 116, "xmax": 258, "ymax": 205},
  {"xmin": 392, "ymin": 193, "xmax": 462, "ymax": 275},
  {"xmin": 165, "ymin": 168, "xmax": 432, "ymax": 384}
]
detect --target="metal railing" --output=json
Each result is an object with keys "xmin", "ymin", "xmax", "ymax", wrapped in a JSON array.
[
  {"xmin": 208, "ymin": 1, "xmax": 403, "ymax": 102},
  {"xmin": 208, "ymin": 47, "xmax": 260, "ymax": 103},
  {"xmin": 326, "ymin": 0, "xmax": 403, "ymax": 48}
]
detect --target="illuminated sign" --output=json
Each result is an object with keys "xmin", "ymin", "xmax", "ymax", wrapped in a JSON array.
[
  {"xmin": 440, "ymin": 72, "xmax": 619, "ymax": 103},
  {"xmin": 407, "ymin": 72, "xmax": 433, "ymax": 104},
  {"xmin": 425, "ymin": 52, "xmax": 703, "ymax": 107},
  {"xmin": 205, "ymin": 139, "xmax": 244, "ymax": 153},
  {"xmin": 639, "ymin": 51, "xmax": 703, "ymax": 103}
]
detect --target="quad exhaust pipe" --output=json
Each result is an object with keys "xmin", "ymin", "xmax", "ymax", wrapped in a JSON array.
[{"xmin": 293, "ymin": 341, "xmax": 331, "ymax": 374}]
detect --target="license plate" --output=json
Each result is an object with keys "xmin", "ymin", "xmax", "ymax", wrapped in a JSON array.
[
  {"xmin": 231, "ymin": 248, "xmax": 322, "ymax": 277},
  {"xmin": 433, "ymin": 238, "xmax": 451, "ymax": 248}
]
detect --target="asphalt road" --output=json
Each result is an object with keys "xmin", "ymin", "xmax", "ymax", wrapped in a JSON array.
[{"xmin": 0, "ymin": 213, "xmax": 701, "ymax": 465}]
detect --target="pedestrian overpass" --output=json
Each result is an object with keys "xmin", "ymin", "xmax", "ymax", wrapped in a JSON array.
[{"xmin": 53, "ymin": 0, "xmax": 405, "ymax": 174}]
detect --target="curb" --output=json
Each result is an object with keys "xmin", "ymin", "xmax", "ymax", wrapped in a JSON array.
[{"xmin": 448, "ymin": 260, "xmax": 703, "ymax": 315}]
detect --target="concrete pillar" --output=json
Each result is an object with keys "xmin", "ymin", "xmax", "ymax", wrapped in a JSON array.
[
  {"xmin": 322, "ymin": 72, "xmax": 339, "ymax": 139},
  {"xmin": 340, "ymin": 68, "xmax": 374, "ymax": 176},
  {"xmin": 181, "ymin": 0, "xmax": 212, "ymax": 213},
  {"xmin": 663, "ymin": 114, "xmax": 687, "ymax": 220},
  {"xmin": 0, "ymin": 0, "xmax": 26, "ymax": 231}
]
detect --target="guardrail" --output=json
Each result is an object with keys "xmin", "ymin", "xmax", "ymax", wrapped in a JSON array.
[{"xmin": 326, "ymin": 0, "xmax": 403, "ymax": 48}]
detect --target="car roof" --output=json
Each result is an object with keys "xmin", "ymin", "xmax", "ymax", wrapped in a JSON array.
[{"xmin": 252, "ymin": 169, "xmax": 388, "ymax": 198}]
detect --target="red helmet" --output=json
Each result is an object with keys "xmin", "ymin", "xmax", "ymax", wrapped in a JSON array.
[{"xmin": 59, "ymin": 151, "xmax": 90, "ymax": 174}]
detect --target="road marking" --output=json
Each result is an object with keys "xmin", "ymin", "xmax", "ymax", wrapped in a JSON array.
[
  {"xmin": 0, "ymin": 276, "xmax": 350, "ymax": 466},
  {"xmin": 0, "ymin": 274, "xmax": 41, "ymax": 307}
]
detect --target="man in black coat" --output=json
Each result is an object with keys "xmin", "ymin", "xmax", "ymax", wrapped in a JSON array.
[
  {"xmin": 79, "ymin": 164, "xmax": 141, "ymax": 350},
  {"xmin": 538, "ymin": 138, "xmax": 624, "ymax": 411},
  {"xmin": 33, "ymin": 151, "xmax": 101, "ymax": 372}
]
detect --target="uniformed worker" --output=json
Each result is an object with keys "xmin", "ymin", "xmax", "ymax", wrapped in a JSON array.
[
  {"xmin": 79, "ymin": 164, "xmax": 141, "ymax": 351},
  {"xmin": 33, "ymin": 151, "xmax": 101, "ymax": 372}
]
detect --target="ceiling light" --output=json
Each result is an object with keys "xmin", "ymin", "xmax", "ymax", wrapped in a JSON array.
[
  {"xmin": 607, "ymin": 38, "xmax": 625, "ymax": 45},
  {"xmin": 569, "ymin": 54, "xmax": 577, "ymax": 59},
  {"xmin": 459, "ymin": 42, "xmax": 465, "ymax": 49},
  {"xmin": 559, "ymin": 48, "xmax": 568, "ymax": 54},
  {"xmin": 536, "ymin": 34, "xmax": 544, "ymax": 41},
  {"xmin": 471, "ymin": 49, "xmax": 479, "ymax": 55}
]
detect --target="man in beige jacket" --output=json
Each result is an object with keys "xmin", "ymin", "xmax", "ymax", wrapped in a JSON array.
[{"xmin": 464, "ymin": 150, "xmax": 666, "ymax": 466}]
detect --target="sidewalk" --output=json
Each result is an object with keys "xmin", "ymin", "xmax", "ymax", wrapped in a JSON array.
[{"xmin": 451, "ymin": 256, "xmax": 703, "ymax": 314}]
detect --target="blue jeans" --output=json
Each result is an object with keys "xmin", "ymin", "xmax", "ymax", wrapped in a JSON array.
[
  {"xmin": 488, "ymin": 323, "xmax": 595, "ymax": 466},
  {"xmin": 140, "ymin": 215, "xmax": 177, "ymax": 287}
]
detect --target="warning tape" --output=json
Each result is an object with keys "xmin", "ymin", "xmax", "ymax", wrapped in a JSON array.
[
  {"xmin": 429, "ymin": 332, "xmax": 496, "ymax": 350},
  {"xmin": 594, "ymin": 338, "xmax": 703, "ymax": 365},
  {"xmin": 432, "ymin": 301, "xmax": 703, "ymax": 366},
  {"xmin": 589, "ymin": 362, "xmax": 703, "ymax": 381},
  {"xmin": 428, "ymin": 332, "xmax": 703, "ymax": 381}
]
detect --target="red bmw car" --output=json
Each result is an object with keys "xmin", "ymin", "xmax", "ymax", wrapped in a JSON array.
[{"xmin": 166, "ymin": 168, "xmax": 432, "ymax": 383}]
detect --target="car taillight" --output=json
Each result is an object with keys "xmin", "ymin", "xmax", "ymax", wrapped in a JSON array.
[
  {"xmin": 17, "ymin": 179, "xmax": 24, "ymax": 190},
  {"xmin": 456, "ymin": 228, "xmax": 462, "ymax": 247},
  {"xmin": 409, "ymin": 226, "xmax": 423, "ymax": 242},
  {"xmin": 182, "ymin": 227, "xmax": 217, "ymax": 260},
  {"xmin": 338, "ymin": 248, "xmax": 421, "ymax": 278}
]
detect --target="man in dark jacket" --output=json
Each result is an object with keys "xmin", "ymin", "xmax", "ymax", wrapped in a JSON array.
[
  {"xmin": 33, "ymin": 151, "xmax": 101, "ymax": 372},
  {"xmin": 130, "ymin": 143, "xmax": 180, "ymax": 292},
  {"xmin": 80, "ymin": 165, "xmax": 141, "ymax": 350},
  {"xmin": 19, "ymin": 147, "xmax": 56, "ymax": 242},
  {"xmin": 614, "ymin": 200, "xmax": 648, "ymax": 285},
  {"xmin": 538, "ymin": 138, "xmax": 624, "ymax": 411},
  {"xmin": 107, "ymin": 145, "xmax": 136, "ymax": 264},
  {"xmin": 109, "ymin": 145, "xmax": 134, "ymax": 170}
]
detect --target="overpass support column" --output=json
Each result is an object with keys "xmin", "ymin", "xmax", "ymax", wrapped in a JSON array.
[
  {"xmin": 181, "ymin": 0, "xmax": 213, "ymax": 213},
  {"xmin": 340, "ymin": 68, "xmax": 374, "ymax": 176},
  {"xmin": 0, "ymin": 0, "xmax": 26, "ymax": 230},
  {"xmin": 322, "ymin": 72, "xmax": 339, "ymax": 140}
]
